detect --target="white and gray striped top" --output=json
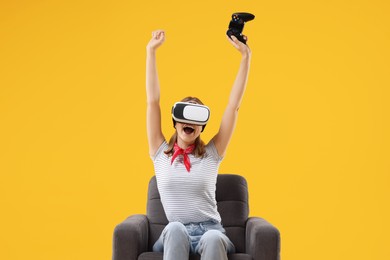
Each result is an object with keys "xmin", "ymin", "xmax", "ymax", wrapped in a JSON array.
[{"xmin": 151, "ymin": 140, "xmax": 223, "ymax": 224}]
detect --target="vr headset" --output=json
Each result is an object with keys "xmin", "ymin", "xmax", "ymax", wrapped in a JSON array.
[{"xmin": 171, "ymin": 102, "xmax": 210, "ymax": 132}]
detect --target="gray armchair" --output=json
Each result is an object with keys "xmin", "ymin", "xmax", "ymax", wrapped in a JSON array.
[{"xmin": 113, "ymin": 174, "xmax": 280, "ymax": 260}]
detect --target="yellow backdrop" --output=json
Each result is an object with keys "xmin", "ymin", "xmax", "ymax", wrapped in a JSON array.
[{"xmin": 1, "ymin": 1, "xmax": 389, "ymax": 259}]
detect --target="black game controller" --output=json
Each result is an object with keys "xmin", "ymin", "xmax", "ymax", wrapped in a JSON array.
[{"xmin": 226, "ymin": 12, "xmax": 255, "ymax": 44}]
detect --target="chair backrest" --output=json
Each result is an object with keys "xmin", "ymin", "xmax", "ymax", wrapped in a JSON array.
[{"xmin": 146, "ymin": 174, "xmax": 249, "ymax": 253}]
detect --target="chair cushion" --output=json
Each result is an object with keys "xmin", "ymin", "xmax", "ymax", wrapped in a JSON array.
[{"xmin": 138, "ymin": 252, "xmax": 252, "ymax": 260}]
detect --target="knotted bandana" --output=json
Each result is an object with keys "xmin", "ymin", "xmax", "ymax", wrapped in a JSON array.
[{"xmin": 171, "ymin": 143, "xmax": 195, "ymax": 172}]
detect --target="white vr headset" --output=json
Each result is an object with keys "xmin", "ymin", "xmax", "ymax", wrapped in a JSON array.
[{"xmin": 172, "ymin": 102, "xmax": 210, "ymax": 131}]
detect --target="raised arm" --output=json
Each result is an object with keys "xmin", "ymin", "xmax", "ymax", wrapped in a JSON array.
[
  {"xmin": 146, "ymin": 30, "xmax": 166, "ymax": 156},
  {"xmin": 211, "ymin": 35, "xmax": 252, "ymax": 157}
]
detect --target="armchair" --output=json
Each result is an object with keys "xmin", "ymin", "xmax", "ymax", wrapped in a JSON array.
[{"xmin": 113, "ymin": 174, "xmax": 280, "ymax": 260}]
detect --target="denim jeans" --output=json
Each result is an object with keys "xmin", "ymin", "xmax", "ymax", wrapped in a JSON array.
[{"xmin": 153, "ymin": 221, "xmax": 235, "ymax": 260}]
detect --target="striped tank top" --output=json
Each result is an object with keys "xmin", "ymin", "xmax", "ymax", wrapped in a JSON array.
[{"xmin": 151, "ymin": 140, "xmax": 223, "ymax": 224}]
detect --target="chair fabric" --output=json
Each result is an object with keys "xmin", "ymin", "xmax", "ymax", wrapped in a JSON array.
[{"xmin": 113, "ymin": 174, "xmax": 280, "ymax": 260}]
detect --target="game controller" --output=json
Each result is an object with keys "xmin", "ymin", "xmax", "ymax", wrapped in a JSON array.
[{"xmin": 226, "ymin": 12, "xmax": 255, "ymax": 44}]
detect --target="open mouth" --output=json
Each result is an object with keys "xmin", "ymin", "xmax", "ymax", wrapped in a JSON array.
[{"xmin": 183, "ymin": 125, "xmax": 195, "ymax": 134}]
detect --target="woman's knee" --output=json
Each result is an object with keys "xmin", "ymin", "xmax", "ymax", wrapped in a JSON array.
[
  {"xmin": 163, "ymin": 221, "xmax": 187, "ymax": 237},
  {"xmin": 200, "ymin": 230, "xmax": 225, "ymax": 246},
  {"xmin": 198, "ymin": 230, "xmax": 235, "ymax": 254}
]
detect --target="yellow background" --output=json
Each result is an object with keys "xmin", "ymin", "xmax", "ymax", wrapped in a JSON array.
[{"xmin": 1, "ymin": 1, "xmax": 389, "ymax": 259}]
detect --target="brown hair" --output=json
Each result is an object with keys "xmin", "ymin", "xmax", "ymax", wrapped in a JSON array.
[{"xmin": 164, "ymin": 96, "xmax": 206, "ymax": 158}]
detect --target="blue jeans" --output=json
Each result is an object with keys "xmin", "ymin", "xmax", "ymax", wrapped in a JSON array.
[{"xmin": 153, "ymin": 221, "xmax": 235, "ymax": 260}]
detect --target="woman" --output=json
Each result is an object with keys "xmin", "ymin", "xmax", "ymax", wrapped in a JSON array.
[{"xmin": 146, "ymin": 29, "xmax": 251, "ymax": 260}]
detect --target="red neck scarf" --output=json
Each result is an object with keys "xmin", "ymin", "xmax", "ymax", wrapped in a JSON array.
[{"xmin": 171, "ymin": 143, "xmax": 195, "ymax": 172}]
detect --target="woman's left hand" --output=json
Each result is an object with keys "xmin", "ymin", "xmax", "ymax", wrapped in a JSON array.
[{"xmin": 227, "ymin": 35, "xmax": 251, "ymax": 57}]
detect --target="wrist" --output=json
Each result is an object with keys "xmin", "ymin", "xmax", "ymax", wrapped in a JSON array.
[
  {"xmin": 241, "ymin": 52, "xmax": 251, "ymax": 61},
  {"xmin": 146, "ymin": 47, "xmax": 157, "ymax": 55}
]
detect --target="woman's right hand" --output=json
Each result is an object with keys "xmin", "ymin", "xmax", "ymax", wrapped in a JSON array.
[{"xmin": 147, "ymin": 30, "xmax": 165, "ymax": 52}]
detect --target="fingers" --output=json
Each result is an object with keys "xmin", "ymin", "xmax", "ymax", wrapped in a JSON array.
[
  {"xmin": 147, "ymin": 30, "xmax": 166, "ymax": 51},
  {"xmin": 152, "ymin": 30, "xmax": 165, "ymax": 40},
  {"xmin": 227, "ymin": 35, "xmax": 251, "ymax": 55},
  {"xmin": 227, "ymin": 35, "xmax": 240, "ymax": 48},
  {"xmin": 228, "ymin": 35, "xmax": 248, "ymax": 44},
  {"xmin": 242, "ymin": 35, "xmax": 250, "ymax": 48}
]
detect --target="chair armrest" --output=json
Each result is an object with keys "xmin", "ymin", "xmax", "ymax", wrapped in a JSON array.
[
  {"xmin": 246, "ymin": 217, "xmax": 281, "ymax": 260},
  {"xmin": 112, "ymin": 214, "xmax": 149, "ymax": 260}
]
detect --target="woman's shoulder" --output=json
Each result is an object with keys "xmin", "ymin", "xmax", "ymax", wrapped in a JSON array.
[
  {"xmin": 151, "ymin": 140, "xmax": 168, "ymax": 161},
  {"xmin": 205, "ymin": 140, "xmax": 223, "ymax": 162}
]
